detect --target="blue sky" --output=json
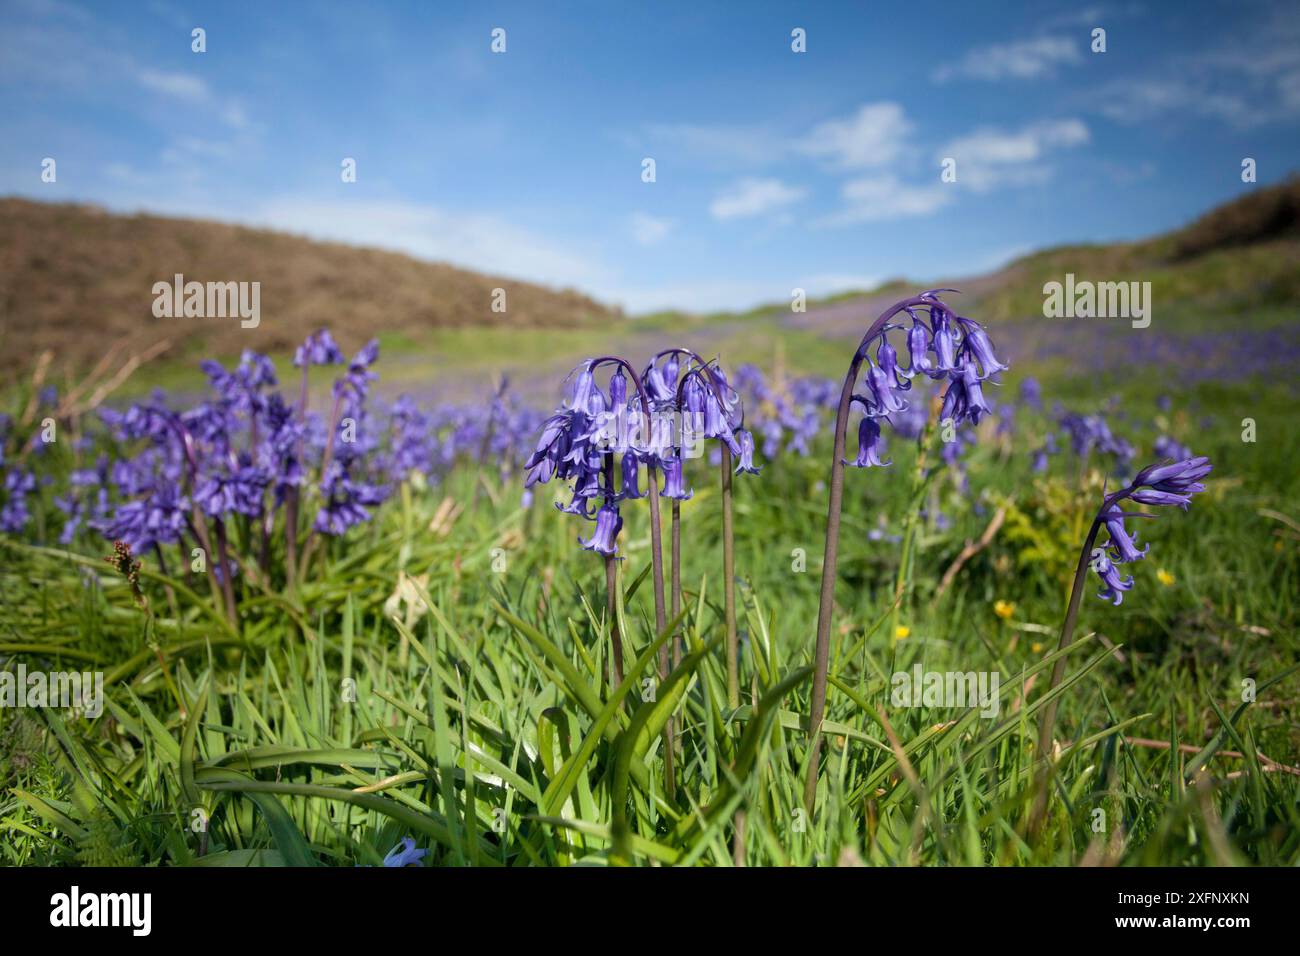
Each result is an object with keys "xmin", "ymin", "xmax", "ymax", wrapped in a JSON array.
[{"xmin": 3, "ymin": 0, "xmax": 1298, "ymax": 312}]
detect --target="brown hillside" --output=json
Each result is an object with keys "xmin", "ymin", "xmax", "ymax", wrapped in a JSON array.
[{"xmin": 0, "ymin": 199, "xmax": 619, "ymax": 372}]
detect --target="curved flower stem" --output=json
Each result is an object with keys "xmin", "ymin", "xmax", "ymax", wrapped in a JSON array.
[
  {"xmin": 720, "ymin": 442, "xmax": 738, "ymax": 709},
  {"xmin": 1028, "ymin": 488, "xmax": 1129, "ymax": 835},
  {"xmin": 803, "ymin": 294, "xmax": 940, "ymax": 814},
  {"xmin": 590, "ymin": 356, "xmax": 672, "ymax": 794}
]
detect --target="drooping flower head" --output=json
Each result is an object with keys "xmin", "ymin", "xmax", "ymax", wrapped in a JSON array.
[
  {"xmin": 845, "ymin": 291, "xmax": 1007, "ymax": 470},
  {"xmin": 1087, "ymin": 455, "xmax": 1211, "ymax": 604},
  {"xmin": 294, "ymin": 329, "xmax": 346, "ymax": 368}
]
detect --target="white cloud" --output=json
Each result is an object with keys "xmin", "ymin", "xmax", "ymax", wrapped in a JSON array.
[
  {"xmin": 1094, "ymin": 78, "xmax": 1272, "ymax": 126},
  {"xmin": 936, "ymin": 36, "xmax": 1082, "ymax": 82},
  {"xmin": 630, "ymin": 212, "xmax": 673, "ymax": 245},
  {"xmin": 136, "ymin": 68, "xmax": 210, "ymax": 102},
  {"xmin": 1089, "ymin": 9, "xmax": 1300, "ymax": 127},
  {"xmin": 817, "ymin": 175, "xmax": 951, "ymax": 226},
  {"xmin": 709, "ymin": 177, "xmax": 806, "ymax": 220},
  {"xmin": 608, "ymin": 278, "xmax": 783, "ymax": 314},
  {"xmin": 796, "ymin": 102, "xmax": 911, "ymax": 169},
  {"xmin": 248, "ymin": 198, "xmax": 613, "ymax": 292},
  {"xmin": 940, "ymin": 119, "xmax": 1088, "ymax": 191},
  {"xmin": 641, "ymin": 123, "xmax": 781, "ymax": 167}
]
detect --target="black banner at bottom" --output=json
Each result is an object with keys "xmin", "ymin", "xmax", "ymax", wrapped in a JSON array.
[{"xmin": 0, "ymin": 864, "xmax": 1275, "ymax": 942}]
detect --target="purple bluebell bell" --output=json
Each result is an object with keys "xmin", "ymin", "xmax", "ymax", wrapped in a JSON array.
[
  {"xmin": 1089, "ymin": 456, "xmax": 1211, "ymax": 604},
  {"xmin": 1100, "ymin": 502, "xmax": 1148, "ymax": 563},
  {"xmin": 1153, "ymin": 435, "xmax": 1191, "ymax": 462},
  {"xmin": 313, "ymin": 460, "xmax": 387, "ymax": 536},
  {"xmin": 382, "ymin": 837, "xmax": 427, "ymax": 867},
  {"xmin": 846, "ymin": 416, "xmax": 890, "ymax": 468},
  {"xmin": 98, "ymin": 484, "xmax": 190, "ymax": 552},
  {"xmin": 1019, "ymin": 377, "xmax": 1042, "ymax": 410},
  {"xmin": 660, "ymin": 455, "xmax": 693, "ymax": 500},
  {"xmin": 294, "ymin": 330, "xmax": 345, "ymax": 368},
  {"xmin": 580, "ymin": 501, "xmax": 624, "ymax": 555},
  {"xmin": 620, "ymin": 450, "xmax": 644, "ymax": 498},
  {"xmin": 335, "ymin": 340, "xmax": 380, "ymax": 404},
  {"xmin": 194, "ymin": 458, "xmax": 270, "ymax": 518},
  {"xmin": 905, "ymin": 318, "xmax": 934, "ymax": 377},
  {"xmin": 732, "ymin": 429, "xmax": 760, "ymax": 475},
  {"xmin": 1091, "ymin": 548, "xmax": 1134, "ymax": 606}
]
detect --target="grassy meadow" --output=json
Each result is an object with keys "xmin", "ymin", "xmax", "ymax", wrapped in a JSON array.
[{"xmin": 1, "ymin": 187, "xmax": 1298, "ymax": 868}]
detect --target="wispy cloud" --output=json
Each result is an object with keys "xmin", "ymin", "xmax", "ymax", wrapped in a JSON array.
[
  {"xmin": 796, "ymin": 102, "xmax": 912, "ymax": 169},
  {"xmin": 817, "ymin": 175, "xmax": 951, "ymax": 226},
  {"xmin": 250, "ymin": 198, "xmax": 612, "ymax": 292},
  {"xmin": 640, "ymin": 122, "xmax": 782, "ymax": 167},
  {"xmin": 1088, "ymin": 6, "xmax": 1300, "ymax": 127},
  {"xmin": 709, "ymin": 177, "xmax": 806, "ymax": 220},
  {"xmin": 136, "ymin": 68, "xmax": 209, "ymax": 102},
  {"xmin": 630, "ymin": 212, "xmax": 673, "ymax": 245},
  {"xmin": 940, "ymin": 119, "xmax": 1089, "ymax": 191},
  {"xmin": 935, "ymin": 36, "xmax": 1082, "ymax": 82}
]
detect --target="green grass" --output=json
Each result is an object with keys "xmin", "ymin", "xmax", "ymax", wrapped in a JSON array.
[{"xmin": 1, "ymin": 335, "xmax": 1296, "ymax": 867}]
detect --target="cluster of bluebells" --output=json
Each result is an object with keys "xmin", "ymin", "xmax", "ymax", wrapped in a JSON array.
[
  {"xmin": 732, "ymin": 364, "xmax": 835, "ymax": 459},
  {"xmin": 0, "ymin": 331, "xmax": 547, "ymax": 595},
  {"xmin": 524, "ymin": 352, "xmax": 758, "ymax": 556},
  {"xmin": 1090, "ymin": 456, "xmax": 1212, "ymax": 604},
  {"xmin": 1022, "ymin": 388, "xmax": 1200, "ymax": 492},
  {"xmin": 844, "ymin": 291, "xmax": 1007, "ymax": 471}
]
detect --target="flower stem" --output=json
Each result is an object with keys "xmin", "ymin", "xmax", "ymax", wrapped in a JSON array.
[
  {"xmin": 721, "ymin": 443, "xmax": 739, "ymax": 709},
  {"xmin": 647, "ymin": 466, "xmax": 674, "ymax": 797},
  {"xmin": 671, "ymin": 499, "xmax": 682, "ymax": 668},
  {"xmin": 1028, "ymin": 490, "xmax": 1125, "ymax": 835},
  {"xmin": 803, "ymin": 368, "xmax": 856, "ymax": 812},
  {"xmin": 212, "ymin": 518, "xmax": 238, "ymax": 623},
  {"xmin": 593, "ymin": 356, "xmax": 672, "ymax": 796},
  {"xmin": 804, "ymin": 294, "xmax": 936, "ymax": 814},
  {"xmin": 603, "ymin": 454, "xmax": 624, "ymax": 687}
]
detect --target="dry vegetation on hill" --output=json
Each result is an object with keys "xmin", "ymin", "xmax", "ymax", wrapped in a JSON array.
[{"xmin": 0, "ymin": 199, "xmax": 619, "ymax": 373}]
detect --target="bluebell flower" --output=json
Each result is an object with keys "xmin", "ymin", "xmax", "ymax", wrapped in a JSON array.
[
  {"xmin": 660, "ymin": 455, "xmax": 693, "ymax": 500},
  {"xmin": 294, "ymin": 330, "xmax": 345, "ymax": 368},
  {"xmin": 98, "ymin": 484, "xmax": 189, "ymax": 553},
  {"xmin": 1153, "ymin": 435, "xmax": 1191, "ymax": 462},
  {"xmin": 620, "ymin": 450, "xmax": 644, "ymax": 499},
  {"xmin": 905, "ymin": 318, "xmax": 934, "ymax": 377},
  {"xmin": 732, "ymin": 429, "xmax": 760, "ymax": 475},
  {"xmin": 1089, "ymin": 455, "xmax": 1211, "ymax": 604},
  {"xmin": 580, "ymin": 501, "xmax": 623, "ymax": 555},
  {"xmin": 1019, "ymin": 377, "xmax": 1042, "ymax": 410},
  {"xmin": 846, "ymin": 416, "xmax": 890, "ymax": 468},
  {"xmin": 1101, "ymin": 502, "xmax": 1148, "ymax": 563},
  {"xmin": 335, "ymin": 340, "xmax": 380, "ymax": 404},
  {"xmin": 194, "ymin": 458, "xmax": 270, "ymax": 518},
  {"xmin": 956, "ymin": 317, "xmax": 1009, "ymax": 378},
  {"xmin": 1091, "ymin": 549, "xmax": 1134, "ymax": 605},
  {"xmin": 382, "ymin": 837, "xmax": 427, "ymax": 867},
  {"xmin": 313, "ymin": 461, "xmax": 387, "ymax": 535},
  {"xmin": 1, "ymin": 468, "xmax": 37, "ymax": 533}
]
